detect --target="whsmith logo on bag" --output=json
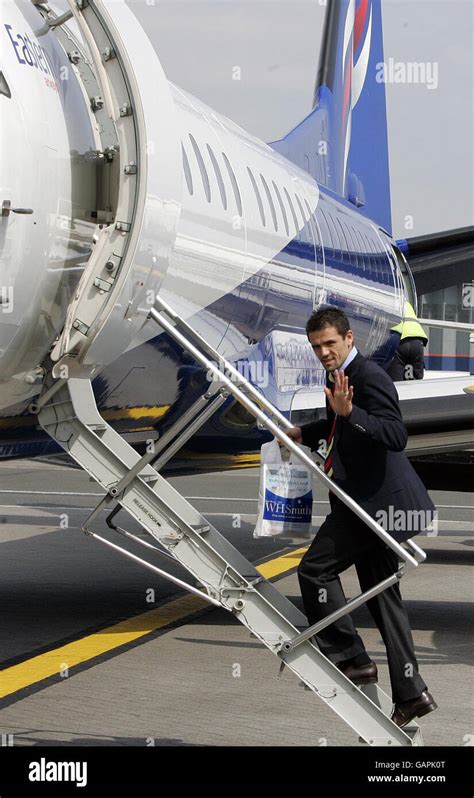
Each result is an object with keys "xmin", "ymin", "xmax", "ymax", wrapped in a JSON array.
[
  {"xmin": 264, "ymin": 497, "xmax": 312, "ymax": 520},
  {"xmin": 263, "ymin": 474, "xmax": 312, "ymax": 524}
]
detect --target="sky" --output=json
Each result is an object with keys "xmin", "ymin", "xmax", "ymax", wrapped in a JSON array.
[{"xmin": 121, "ymin": 0, "xmax": 474, "ymax": 240}]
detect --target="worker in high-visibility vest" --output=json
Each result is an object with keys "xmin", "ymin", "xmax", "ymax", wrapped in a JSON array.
[{"xmin": 388, "ymin": 301, "xmax": 428, "ymax": 381}]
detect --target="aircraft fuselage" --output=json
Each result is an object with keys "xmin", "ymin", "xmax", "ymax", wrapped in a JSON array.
[{"xmin": 0, "ymin": 0, "xmax": 408, "ymax": 460}]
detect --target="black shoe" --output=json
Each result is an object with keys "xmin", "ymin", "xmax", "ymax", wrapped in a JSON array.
[
  {"xmin": 338, "ymin": 661, "xmax": 378, "ymax": 685},
  {"xmin": 391, "ymin": 691, "xmax": 438, "ymax": 727}
]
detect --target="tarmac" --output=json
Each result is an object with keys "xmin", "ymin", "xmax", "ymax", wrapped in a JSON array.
[{"xmin": 0, "ymin": 456, "xmax": 472, "ymax": 747}]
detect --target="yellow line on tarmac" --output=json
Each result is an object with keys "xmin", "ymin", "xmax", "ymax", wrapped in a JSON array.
[
  {"xmin": 256, "ymin": 546, "xmax": 307, "ymax": 580},
  {"xmin": 0, "ymin": 547, "xmax": 307, "ymax": 700}
]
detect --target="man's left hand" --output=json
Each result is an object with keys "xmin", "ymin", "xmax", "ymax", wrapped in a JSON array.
[{"xmin": 324, "ymin": 369, "xmax": 354, "ymax": 417}]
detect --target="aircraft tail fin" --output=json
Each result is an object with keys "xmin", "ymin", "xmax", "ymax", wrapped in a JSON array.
[{"xmin": 270, "ymin": 0, "xmax": 392, "ymax": 233}]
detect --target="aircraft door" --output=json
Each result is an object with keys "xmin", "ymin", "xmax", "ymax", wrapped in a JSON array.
[{"xmin": 52, "ymin": 0, "xmax": 182, "ymax": 369}]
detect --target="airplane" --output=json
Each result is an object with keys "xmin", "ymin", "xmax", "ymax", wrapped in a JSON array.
[
  {"xmin": 1, "ymin": 0, "xmax": 473, "ymax": 752},
  {"xmin": 0, "ymin": 0, "xmax": 472, "ymax": 488}
]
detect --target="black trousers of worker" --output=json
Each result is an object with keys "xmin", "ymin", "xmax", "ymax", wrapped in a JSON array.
[
  {"xmin": 388, "ymin": 337, "xmax": 425, "ymax": 381},
  {"xmin": 297, "ymin": 500, "xmax": 427, "ymax": 704}
]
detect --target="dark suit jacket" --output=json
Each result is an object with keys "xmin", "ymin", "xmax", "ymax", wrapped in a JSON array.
[{"xmin": 301, "ymin": 352, "xmax": 436, "ymax": 543}]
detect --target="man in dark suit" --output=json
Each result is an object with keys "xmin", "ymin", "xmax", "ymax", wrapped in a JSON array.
[{"xmin": 287, "ymin": 307, "xmax": 437, "ymax": 727}]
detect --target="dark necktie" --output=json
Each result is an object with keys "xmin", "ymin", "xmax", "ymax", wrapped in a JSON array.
[{"xmin": 324, "ymin": 383, "xmax": 336, "ymax": 478}]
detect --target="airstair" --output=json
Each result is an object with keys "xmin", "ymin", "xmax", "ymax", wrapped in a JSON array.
[{"xmin": 32, "ymin": 293, "xmax": 428, "ymax": 747}]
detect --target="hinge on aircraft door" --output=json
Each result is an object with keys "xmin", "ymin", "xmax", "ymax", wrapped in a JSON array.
[
  {"xmin": 86, "ymin": 148, "xmax": 116, "ymax": 163},
  {"xmin": 72, "ymin": 319, "xmax": 90, "ymax": 336},
  {"xmin": 93, "ymin": 277, "xmax": 113, "ymax": 293},
  {"xmin": 90, "ymin": 95, "xmax": 104, "ymax": 112},
  {"xmin": 102, "ymin": 47, "xmax": 116, "ymax": 62}
]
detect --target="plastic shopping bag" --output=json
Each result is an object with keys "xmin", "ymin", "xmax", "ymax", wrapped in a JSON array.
[{"xmin": 253, "ymin": 438, "xmax": 313, "ymax": 540}]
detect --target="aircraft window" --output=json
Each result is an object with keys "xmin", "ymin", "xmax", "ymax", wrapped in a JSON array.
[
  {"xmin": 345, "ymin": 226, "xmax": 357, "ymax": 259},
  {"xmin": 325, "ymin": 209, "xmax": 340, "ymax": 255},
  {"xmin": 354, "ymin": 228, "xmax": 362, "ymax": 251},
  {"xmin": 317, "ymin": 207, "xmax": 332, "ymax": 253},
  {"xmin": 381, "ymin": 249, "xmax": 391, "ymax": 284},
  {"xmin": 304, "ymin": 200, "xmax": 316, "ymax": 236},
  {"xmin": 375, "ymin": 245, "xmax": 385, "ymax": 275},
  {"xmin": 222, "ymin": 152, "xmax": 242, "ymax": 216},
  {"xmin": 363, "ymin": 234, "xmax": 376, "ymax": 272},
  {"xmin": 207, "ymin": 144, "xmax": 227, "ymax": 210},
  {"xmin": 305, "ymin": 198, "xmax": 323, "ymax": 261},
  {"xmin": 294, "ymin": 194, "xmax": 307, "ymax": 231},
  {"xmin": 345, "ymin": 226, "xmax": 355, "ymax": 262},
  {"xmin": 350, "ymin": 226, "xmax": 360, "ymax": 251},
  {"xmin": 260, "ymin": 174, "xmax": 278, "ymax": 231},
  {"xmin": 356, "ymin": 231, "xmax": 367, "ymax": 269},
  {"xmin": 272, "ymin": 181, "xmax": 289, "ymax": 236},
  {"xmin": 353, "ymin": 227, "xmax": 364, "ymax": 252},
  {"xmin": 353, "ymin": 228, "xmax": 367, "ymax": 269},
  {"xmin": 379, "ymin": 251, "xmax": 387, "ymax": 275},
  {"xmin": 370, "ymin": 237, "xmax": 383, "ymax": 273},
  {"xmin": 350, "ymin": 227, "xmax": 363, "ymax": 267},
  {"xmin": 365, "ymin": 235, "xmax": 375, "ymax": 265},
  {"xmin": 283, "ymin": 187, "xmax": 299, "ymax": 236},
  {"xmin": 189, "ymin": 133, "xmax": 211, "ymax": 202},
  {"xmin": 0, "ymin": 71, "xmax": 11, "ymax": 99},
  {"xmin": 181, "ymin": 143, "xmax": 193, "ymax": 195},
  {"xmin": 247, "ymin": 167, "xmax": 266, "ymax": 227},
  {"xmin": 371, "ymin": 237, "xmax": 381, "ymax": 265},
  {"xmin": 335, "ymin": 218, "xmax": 350, "ymax": 263}
]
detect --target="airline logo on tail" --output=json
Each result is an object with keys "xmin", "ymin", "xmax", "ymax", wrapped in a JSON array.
[
  {"xmin": 274, "ymin": 0, "xmax": 391, "ymax": 231},
  {"xmin": 341, "ymin": 0, "xmax": 372, "ymax": 188}
]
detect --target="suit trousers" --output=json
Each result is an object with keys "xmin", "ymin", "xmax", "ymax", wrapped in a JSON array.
[{"xmin": 297, "ymin": 499, "xmax": 427, "ymax": 703}]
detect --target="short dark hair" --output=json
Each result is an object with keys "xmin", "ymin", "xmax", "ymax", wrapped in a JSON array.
[{"xmin": 306, "ymin": 307, "xmax": 351, "ymax": 338}]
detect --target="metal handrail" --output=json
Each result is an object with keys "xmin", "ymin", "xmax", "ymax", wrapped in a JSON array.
[
  {"xmin": 84, "ymin": 529, "xmax": 221, "ymax": 607},
  {"xmin": 150, "ymin": 295, "xmax": 422, "ymax": 570},
  {"xmin": 418, "ymin": 317, "xmax": 474, "ymax": 332}
]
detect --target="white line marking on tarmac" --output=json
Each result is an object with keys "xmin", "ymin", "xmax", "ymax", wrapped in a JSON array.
[
  {"xmin": 0, "ymin": 505, "xmax": 470, "ymax": 525},
  {"xmin": 0, "ymin": 504, "xmax": 100, "ymax": 511},
  {"xmin": 184, "ymin": 496, "xmax": 330, "ymax": 504},
  {"xmin": 0, "ymin": 490, "xmax": 104, "ymax": 496},
  {"xmin": 0, "ymin": 492, "xmax": 471, "ymax": 510},
  {"xmin": 186, "ymin": 500, "xmax": 473, "ymax": 512}
]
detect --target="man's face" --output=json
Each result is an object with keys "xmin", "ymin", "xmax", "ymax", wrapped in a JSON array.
[{"xmin": 308, "ymin": 325, "xmax": 354, "ymax": 372}]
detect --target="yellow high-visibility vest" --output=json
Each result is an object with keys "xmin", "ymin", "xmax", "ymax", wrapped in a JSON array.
[{"xmin": 391, "ymin": 301, "xmax": 428, "ymax": 344}]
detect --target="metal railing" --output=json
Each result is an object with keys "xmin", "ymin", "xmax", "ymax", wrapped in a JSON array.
[
  {"xmin": 418, "ymin": 317, "xmax": 474, "ymax": 332},
  {"xmin": 149, "ymin": 294, "xmax": 427, "ymax": 652}
]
